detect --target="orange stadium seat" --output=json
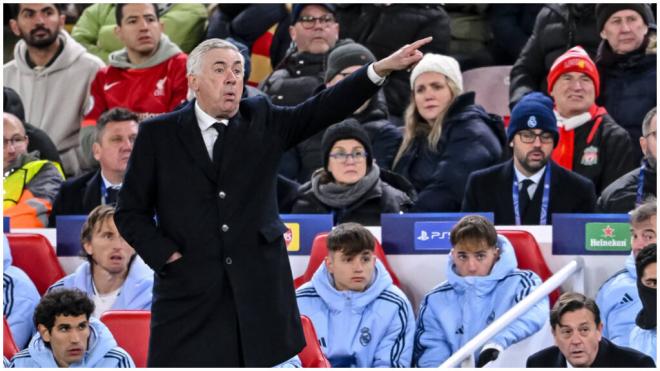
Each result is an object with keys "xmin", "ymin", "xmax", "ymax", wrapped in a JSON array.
[
  {"xmin": 4, "ymin": 316, "xmax": 19, "ymax": 360},
  {"xmin": 498, "ymin": 230, "xmax": 560, "ymax": 307},
  {"xmin": 293, "ymin": 232, "xmax": 401, "ymax": 289},
  {"xmin": 5, "ymin": 233, "xmax": 65, "ymax": 295},
  {"xmin": 100, "ymin": 310, "xmax": 151, "ymax": 368},
  {"xmin": 298, "ymin": 315, "xmax": 331, "ymax": 367}
]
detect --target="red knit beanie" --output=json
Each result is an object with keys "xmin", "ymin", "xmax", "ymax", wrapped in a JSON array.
[{"xmin": 547, "ymin": 46, "xmax": 600, "ymax": 97}]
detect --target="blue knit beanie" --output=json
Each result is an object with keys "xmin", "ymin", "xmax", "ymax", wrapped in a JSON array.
[{"xmin": 507, "ymin": 92, "xmax": 559, "ymax": 147}]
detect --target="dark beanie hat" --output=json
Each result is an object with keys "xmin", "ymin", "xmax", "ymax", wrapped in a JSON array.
[
  {"xmin": 291, "ymin": 3, "xmax": 336, "ymax": 23},
  {"xmin": 507, "ymin": 92, "xmax": 559, "ymax": 147},
  {"xmin": 321, "ymin": 119, "xmax": 373, "ymax": 170},
  {"xmin": 596, "ymin": 4, "xmax": 655, "ymax": 32},
  {"xmin": 325, "ymin": 42, "xmax": 376, "ymax": 82}
]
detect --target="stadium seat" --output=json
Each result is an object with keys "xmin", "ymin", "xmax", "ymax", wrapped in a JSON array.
[
  {"xmin": 462, "ymin": 65, "xmax": 512, "ymax": 119},
  {"xmin": 5, "ymin": 233, "xmax": 65, "ymax": 295},
  {"xmin": 498, "ymin": 230, "xmax": 560, "ymax": 307},
  {"xmin": 99, "ymin": 310, "xmax": 151, "ymax": 368},
  {"xmin": 293, "ymin": 232, "xmax": 401, "ymax": 289},
  {"xmin": 3, "ymin": 316, "xmax": 19, "ymax": 360},
  {"xmin": 298, "ymin": 315, "xmax": 331, "ymax": 367}
]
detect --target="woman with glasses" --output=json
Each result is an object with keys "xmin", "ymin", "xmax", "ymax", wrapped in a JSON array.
[
  {"xmin": 292, "ymin": 119, "xmax": 415, "ymax": 225},
  {"xmin": 392, "ymin": 53, "xmax": 506, "ymax": 212}
]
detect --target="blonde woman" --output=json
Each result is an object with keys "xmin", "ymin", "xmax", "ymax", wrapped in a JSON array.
[{"xmin": 392, "ymin": 54, "xmax": 506, "ymax": 212}]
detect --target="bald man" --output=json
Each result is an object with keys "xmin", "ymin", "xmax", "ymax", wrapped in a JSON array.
[{"xmin": 4, "ymin": 112, "xmax": 64, "ymax": 227}]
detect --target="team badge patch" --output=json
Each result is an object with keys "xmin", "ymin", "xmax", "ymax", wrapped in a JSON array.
[
  {"xmin": 359, "ymin": 327, "xmax": 372, "ymax": 346},
  {"xmin": 527, "ymin": 115, "xmax": 537, "ymax": 128},
  {"xmin": 580, "ymin": 146, "xmax": 599, "ymax": 166}
]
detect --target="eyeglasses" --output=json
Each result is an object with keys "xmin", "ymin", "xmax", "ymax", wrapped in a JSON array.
[
  {"xmin": 518, "ymin": 131, "xmax": 554, "ymax": 144},
  {"xmin": 644, "ymin": 130, "xmax": 656, "ymax": 139},
  {"xmin": 328, "ymin": 151, "xmax": 368, "ymax": 162},
  {"xmin": 298, "ymin": 14, "xmax": 336, "ymax": 29},
  {"xmin": 3, "ymin": 135, "xmax": 27, "ymax": 148}
]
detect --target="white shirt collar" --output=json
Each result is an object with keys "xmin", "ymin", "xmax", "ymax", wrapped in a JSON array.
[
  {"xmin": 100, "ymin": 172, "xmax": 121, "ymax": 189},
  {"xmin": 513, "ymin": 164, "xmax": 546, "ymax": 184},
  {"xmin": 195, "ymin": 101, "xmax": 228, "ymax": 131}
]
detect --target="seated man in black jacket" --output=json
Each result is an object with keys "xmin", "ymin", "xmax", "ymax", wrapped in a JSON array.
[{"xmin": 527, "ymin": 292, "xmax": 655, "ymax": 368}]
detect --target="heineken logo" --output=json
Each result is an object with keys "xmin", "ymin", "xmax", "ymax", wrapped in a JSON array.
[{"xmin": 585, "ymin": 223, "xmax": 630, "ymax": 251}]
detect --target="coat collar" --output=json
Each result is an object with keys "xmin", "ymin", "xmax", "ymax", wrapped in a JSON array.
[{"xmin": 176, "ymin": 100, "xmax": 219, "ymax": 184}]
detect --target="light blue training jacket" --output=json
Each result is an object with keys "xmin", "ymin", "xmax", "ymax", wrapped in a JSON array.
[
  {"xmin": 413, "ymin": 235, "xmax": 549, "ymax": 367},
  {"xmin": 595, "ymin": 252, "xmax": 640, "ymax": 347},
  {"xmin": 296, "ymin": 259, "xmax": 415, "ymax": 367},
  {"xmin": 9, "ymin": 317, "xmax": 134, "ymax": 367},
  {"xmin": 3, "ymin": 235, "xmax": 40, "ymax": 350},
  {"xmin": 47, "ymin": 256, "xmax": 154, "ymax": 314},
  {"xmin": 629, "ymin": 326, "xmax": 657, "ymax": 363}
]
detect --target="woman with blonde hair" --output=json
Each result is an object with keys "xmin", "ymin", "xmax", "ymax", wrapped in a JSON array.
[{"xmin": 392, "ymin": 53, "xmax": 506, "ymax": 211}]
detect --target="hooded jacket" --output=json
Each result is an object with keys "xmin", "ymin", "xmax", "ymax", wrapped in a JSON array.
[
  {"xmin": 414, "ymin": 235, "xmax": 548, "ymax": 367},
  {"xmin": 3, "ymin": 236, "xmax": 40, "ymax": 350},
  {"xmin": 9, "ymin": 317, "xmax": 134, "ymax": 367},
  {"xmin": 596, "ymin": 253, "xmax": 641, "ymax": 347},
  {"xmin": 3, "ymin": 31, "xmax": 104, "ymax": 177},
  {"xmin": 48, "ymin": 256, "xmax": 154, "ymax": 314},
  {"xmin": 393, "ymin": 92, "xmax": 506, "ymax": 212},
  {"xmin": 296, "ymin": 260, "xmax": 415, "ymax": 367}
]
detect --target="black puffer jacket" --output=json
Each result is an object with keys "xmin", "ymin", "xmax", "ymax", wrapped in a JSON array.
[
  {"xmin": 597, "ymin": 162, "xmax": 657, "ymax": 213},
  {"xmin": 336, "ymin": 4, "xmax": 450, "ymax": 119},
  {"xmin": 292, "ymin": 168, "xmax": 416, "ymax": 226},
  {"xmin": 509, "ymin": 4, "xmax": 600, "ymax": 109},
  {"xmin": 596, "ymin": 32, "xmax": 657, "ymax": 164}
]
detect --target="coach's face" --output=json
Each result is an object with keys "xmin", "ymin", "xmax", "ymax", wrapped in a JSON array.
[{"xmin": 188, "ymin": 48, "xmax": 244, "ymax": 119}]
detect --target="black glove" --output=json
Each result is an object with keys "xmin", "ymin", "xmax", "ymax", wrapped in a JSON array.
[{"xmin": 476, "ymin": 348, "xmax": 500, "ymax": 367}]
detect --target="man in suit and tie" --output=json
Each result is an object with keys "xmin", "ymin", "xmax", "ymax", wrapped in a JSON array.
[
  {"xmin": 462, "ymin": 92, "xmax": 596, "ymax": 225},
  {"xmin": 114, "ymin": 37, "xmax": 432, "ymax": 367},
  {"xmin": 527, "ymin": 292, "xmax": 655, "ymax": 367},
  {"xmin": 49, "ymin": 108, "xmax": 138, "ymax": 227}
]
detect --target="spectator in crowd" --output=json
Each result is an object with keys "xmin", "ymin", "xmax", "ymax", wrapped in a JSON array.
[
  {"xmin": 509, "ymin": 4, "xmax": 600, "ymax": 109},
  {"xmin": 414, "ymin": 215, "xmax": 548, "ymax": 367},
  {"xmin": 72, "ymin": 3, "xmax": 207, "ymax": 62},
  {"xmin": 49, "ymin": 108, "xmax": 138, "ymax": 227},
  {"xmin": 548, "ymin": 46, "xmax": 635, "ymax": 195},
  {"xmin": 595, "ymin": 4, "xmax": 656, "ymax": 164},
  {"xmin": 393, "ymin": 53, "xmax": 506, "ymax": 212},
  {"xmin": 336, "ymin": 4, "xmax": 450, "ymax": 125},
  {"xmin": 283, "ymin": 42, "xmax": 403, "ymax": 179},
  {"xmin": 4, "ymin": 112, "xmax": 65, "ymax": 228},
  {"xmin": 48, "ymin": 205, "xmax": 153, "ymax": 318},
  {"xmin": 3, "ymin": 235, "xmax": 40, "ymax": 350},
  {"xmin": 80, "ymin": 3, "xmax": 188, "ymax": 169},
  {"xmin": 259, "ymin": 4, "xmax": 345, "ymax": 182},
  {"xmin": 4, "ymin": 3, "xmax": 104, "ymax": 177},
  {"xmin": 596, "ymin": 200, "xmax": 656, "ymax": 347},
  {"xmin": 598, "ymin": 107, "xmax": 657, "ymax": 212},
  {"xmin": 114, "ymin": 34, "xmax": 431, "ymax": 367},
  {"xmin": 291, "ymin": 120, "xmax": 415, "ymax": 226},
  {"xmin": 296, "ymin": 222, "xmax": 415, "ymax": 367},
  {"xmin": 9, "ymin": 288, "xmax": 134, "ymax": 368},
  {"xmin": 629, "ymin": 243, "xmax": 657, "ymax": 362},
  {"xmin": 462, "ymin": 92, "xmax": 596, "ymax": 225},
  {"xmin": 3, "ymin": 87, "xmax": 61, "ymax": 165},
  {"xmin": 487, "ymin": 4, "xmax": 544, "ymax": 65},
  {"xmin": 444, "ymin": 4, "xmax": 495, "ymax": 70},
  {"xmin": 526, "ymin": 292, "xmax": 655, "ymax": 367}
]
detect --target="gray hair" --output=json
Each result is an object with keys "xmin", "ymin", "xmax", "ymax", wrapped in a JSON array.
[
  {"xmin": 642, "ymin": 107, "xmax": 657, "ymax": 137},
  {"xmin": 187, "ymin": 38, "xmax": 244, "ymax": 76},
  {"xmin": 630, "ymin": 198, "xmax": 657, "ymax": 225}
]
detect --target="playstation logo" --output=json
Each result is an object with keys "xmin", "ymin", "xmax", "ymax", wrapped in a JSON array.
[{"xmin": 417, "ymin": 230, "xmax": 430, "ymax": 241}]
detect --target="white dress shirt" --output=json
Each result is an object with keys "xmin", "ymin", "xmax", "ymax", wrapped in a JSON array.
[{"xmin": 513, "ymin": 165, "xmax": 546, "ymax": 199}]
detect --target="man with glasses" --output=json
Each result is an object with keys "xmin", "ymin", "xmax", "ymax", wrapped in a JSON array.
[
  {"xmin": 547, "ymin": 46, "xmax": 635, "ymax": 195},
  {"xmin": 527, "ymin": 292, "xmax": 654, "ymax": 367},
  {"xmin": 260, "ymin": 4, "xmax": 348, "ymax": 182},
  {"xmin": 3, "ymin": 112, "xmax": 64, "ymax": 228},
  {"xmin": 462, "ymin": 92, "xmax": 596, "ymax": 225},
  {"xmin": 598, "ymin": 107, "xmax": 657, "ymax": 213}
]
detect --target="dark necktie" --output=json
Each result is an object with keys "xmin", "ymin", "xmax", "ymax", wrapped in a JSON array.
[
  {"xmin": 106, "ymin": 187, "xmax": 119, "ymax": 205},
  {"xmin": 519, "ymin": 179, "xmax": 534, "ymax": 213},
  {"xmin": 212, "ymin": 122, "xmax": 227, "ymax": 167}
]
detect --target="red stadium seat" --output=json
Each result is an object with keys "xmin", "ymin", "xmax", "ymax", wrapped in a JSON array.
[
  {"xmin": 6, "ymin": 233, "xmax": 65, "ymax": 295},
  {"xmin": 100, "ymin": 310, "xmax": 151, "ymax": 368},
  {"xmin": 298, "ymin": 315, "xmax": 331, "ymax": 367},
  {"xmin": 4, "ymin": 316, "xmax": 19, "ymax": 360},
  {"xmin": 293, "ymin": 232, "xmax": 401, "ymax": 289},
  {"xmin": 498, "ymin": 230, "xmax": 560, "ymax": 307}
]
